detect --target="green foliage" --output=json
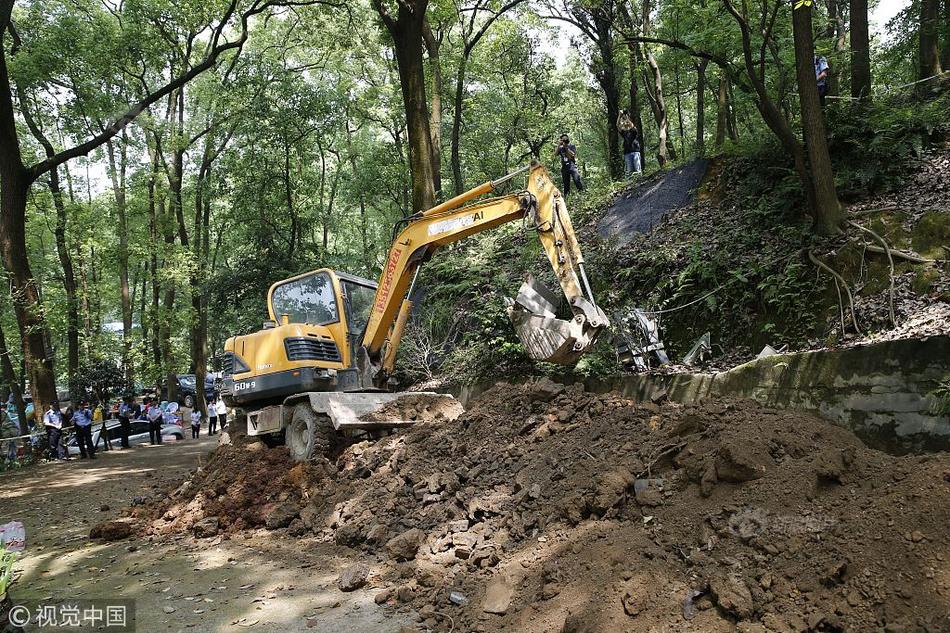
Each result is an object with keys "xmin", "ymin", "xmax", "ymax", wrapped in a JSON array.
[
  {"xmin": 68, "ymin": 360, "xmax": 133, "ymax": 404},
  {"xmin": 827, "ymin": 91, "xmax": 950, "ymax": 198},
  {"xmin": 930, "ymin": 376, "xmax": 950, "ymax": 417}
]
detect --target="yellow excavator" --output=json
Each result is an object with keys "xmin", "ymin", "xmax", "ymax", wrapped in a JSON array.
[{"xmin": 221, "ymin": 162, "xmax": 609, "ymax": 460}]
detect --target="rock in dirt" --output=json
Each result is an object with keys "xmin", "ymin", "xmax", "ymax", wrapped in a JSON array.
[
  {"xmin": 716, "ymin": 443, "xmax": 772, "ymax": 482},
  {"xmin": 710, "ymin": 574, "xmax": 754, "ymax": 619},
  {"xmin": 386, "ymin": 528, "xmax": 424, "ymax": 560},
  {"xmin": 482, "ymin": 576, "xmax": 514, "ymax": 615},
  {"xmin": 337, "ymin": 563, "xmax": 369, "ymax": 592},
  {"xmin": 264, "ymin": 502, "xmax": 299, "ymax": 529},
  {"xmin": 621, "ymin": 590, "xmax": 641, "ymax": 616},
  {"xmin": 192, "ymin": 517, "xmax": 219, "ymax": 538},
  {"xmin": 526, "ymin": 377, "xmax": 564, "ymax": 402},
  {"xmin": 89, "ymin": 520, "xmax": 133, "ymax": 541}
]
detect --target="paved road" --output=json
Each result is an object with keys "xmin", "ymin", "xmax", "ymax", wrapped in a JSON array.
[{"xmin": 1, "ymin": 434, "xmax": 411, "ymax": 633}]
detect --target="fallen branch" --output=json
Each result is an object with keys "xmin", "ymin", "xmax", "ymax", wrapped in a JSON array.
[
  {"xmin": 849, "ymin": 221, "xmax": 896, "ymax": 327},
  {"xmin": 808, "ymin": 250, "xmax": 863, "ymax": 336}
]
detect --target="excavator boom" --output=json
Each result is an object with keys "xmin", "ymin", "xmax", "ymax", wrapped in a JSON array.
[{"xmin": 359, "ymin": 161, "xmax": 609, "ymax": 386}]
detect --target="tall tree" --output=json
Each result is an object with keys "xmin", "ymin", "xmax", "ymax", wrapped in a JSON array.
[
  {"xmin": 448, "ymin": 0, "xmax": 528, "ymax": 195},
  {"xmin": 920, "ymin": 0, "xmax": 944, "ymax": 80},
  {"xmin": 640, "ymin": 0, "xmax": 676, "ymax": 166},
  {"xmin": 850, "ymin": 0, "xmax": 872, "ymax": 100},
  {"xmin": 17, "ymin": 95, "xmax": 80, "ymax": 387},
  {"xmin": 618, "ymin": 2, "xmax": 647, "ymax": 167},
  {"xmin": 695, "ymin": 59, "xmax": 708, "ymax": 153},
  {"xmin": 374, "ymin": 0, "xmax": 437, "ymax": 213},
  {"xmin": 422, "ymin": 18, "xmax": 444, "ymax": 195},
  {"xmin": 0, "ymin": 0, "xmax": 315, "ymax": 413},
  {"xmin": 792, "ymin": 0, "xmax": 842, "ymax": 234},
  {"xmin": 105, "ymin": 132, "xmax": 134, "ymax": 380}
]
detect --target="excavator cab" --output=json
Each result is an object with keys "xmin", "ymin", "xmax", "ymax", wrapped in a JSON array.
[{"xmin": 223, "ymin": 269, "xmax": 378, "ymax": 405}]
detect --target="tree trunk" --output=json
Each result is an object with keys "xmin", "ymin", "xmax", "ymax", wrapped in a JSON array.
[
  {"xmin": 450, "ymin": 56, "xmax": 467, "ymax": 196},
  {"xmin": 592, "ymin": 5, "xmax": 623, "ymax": 179},
  {"xmin": 106, "ymin": 135, "xmax": 134, "ymax": 380},
  {"xmin": 942, "ymin": 0, "xmax": 950, "ymax": 71},
  {"xmin": 850, "ymin": 0, "xmax": 872, "ymax": 100},
  {"xmin": 0, "ymin": 317, "xmax": 27, "ymax": 436},
  {"xmin": 823, "ymin": 0, "xmax": 845, "ymax": 96},
  {"xmin": 695, "ymin": 60, "xmax": 708, "ymax": 154},
  {"xmin": 422, "ymin": 20, "xmax": 443, "ymax": 196},
  {"xmin": 641, "ymin": 0, "xmax": 676, "ymax": 166},
  {"xmin": 643, "ymin": 51, "xmax": 675, "ymax": 165},
  {"xmin": 378, "ymin": 0, "xmax": 437, "ymax": 214},
  {"xmin": 49, "ymin": 167, "xmax": 80, "ymax": 387},
  {"xmin": 715, "ymin": 75, "xmax": 727, "ymax": 147},
  {"xmin": 345, "ymin": 121, "xmax": 374, "ymax": 274},
  {"xmin": 792, "ymin": 1, "xmax": 843, "ymax": 235},
  {"xmin": 673, "ymin": 59, "xmax": 686, "ymax": 157},
  {"xmin": 920, "ymin": 0, "xmax": 944, "ymax": 80},
  {"xmin": 191, "ymin": 149, "xmax": 213, "ymax": 420},
  {"xmin": 627, "ymin": 42, "xmax": 647, "ymax": 167},
  {"xmin": 725, "ymin": 79, "xmax": 739, "ymax": 141}
]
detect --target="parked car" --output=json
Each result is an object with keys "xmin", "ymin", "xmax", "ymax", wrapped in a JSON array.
[
  {"xmin": 65, "ymin": 419, "xmax": 184, "ymax": 456},
  {"xmin": 160, "ymin": 374, "xmax": 216, "ymax": 409}
]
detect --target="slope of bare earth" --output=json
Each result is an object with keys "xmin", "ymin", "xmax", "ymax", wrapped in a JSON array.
[{"xmin": 133, "ymin": 381, "xmax": 950, "ymax": 632}]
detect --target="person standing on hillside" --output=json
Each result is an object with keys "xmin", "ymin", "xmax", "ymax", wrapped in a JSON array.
[
  {"xmin": 815, "ymin": 55, "xmax": 830, "ymax": 107},
  {"xmin": 554, "ymin": 134, "xmax": 585, "ymax": 196},
  {"xmin": 617, "ymin": 110, "xmax": 642, "ymax": 177},
  {"xmin": 43, "ymin": 402, "xmax": 64, "ymax": 461}
]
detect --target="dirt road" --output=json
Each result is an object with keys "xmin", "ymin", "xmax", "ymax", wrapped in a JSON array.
[{"xmin": 0, "ymin": 434, "xmax": 412, "ymax": 633}]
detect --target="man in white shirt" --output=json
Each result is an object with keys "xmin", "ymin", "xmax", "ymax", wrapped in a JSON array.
[
  {"xmin": 214, "ymin": 398, "xmax": 228, "ymax": 435},
  {"xmin": 43, "ymin": 402, "xmax": 64, "ymax": 461}
]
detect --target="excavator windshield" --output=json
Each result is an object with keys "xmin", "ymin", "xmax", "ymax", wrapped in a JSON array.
[
  {"xmin": 270, "ymin": 271, "xmax": 339, "ymax": 325},
  {"xmin": 342, "ymin": 279, "xmax": 376, "ymax": 335}
]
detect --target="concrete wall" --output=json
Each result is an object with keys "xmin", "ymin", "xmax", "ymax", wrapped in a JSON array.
[{"xmin": 454, "ymin": 336, "xmax": 950, "ymax": 455}]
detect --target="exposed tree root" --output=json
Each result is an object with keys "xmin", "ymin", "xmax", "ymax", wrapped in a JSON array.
[
  {"xmin": 848, "ymin": 221, "xmax": 896, "ymax": 327},
  {"xmin": 808, "ymin": 249, "xmax": 863, "ymax": 336},
  {"xmin": 860, "ymin": 244, "xmax": 935, "ymax": 264}
]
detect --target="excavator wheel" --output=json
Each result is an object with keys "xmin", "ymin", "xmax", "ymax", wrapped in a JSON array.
[{"xmin": 286, "ymin": 403, "xmax": 339, "ymax": 461}]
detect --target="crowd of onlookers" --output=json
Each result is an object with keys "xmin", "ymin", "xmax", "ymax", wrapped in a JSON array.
[{"xmin": 1, "ymin": 394, "xmax": 229, "ymax": 464}]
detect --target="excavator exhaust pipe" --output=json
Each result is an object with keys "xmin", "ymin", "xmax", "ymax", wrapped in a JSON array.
[{"xmin": 506, "ymin": 275, "xmax": 608, "ymax": 365}]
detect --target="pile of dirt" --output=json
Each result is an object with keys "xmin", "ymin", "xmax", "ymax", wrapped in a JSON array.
[
  {"xmin": 359, "ymin": 393, "xmax": 464, "ymax": 423},
  {"xmin": 131, "ymin": 441, "xmax": 335, "ymax": 536},
  {"xmin": 133, "ymin": 381, "xmax": 950, "ymax": 632}
]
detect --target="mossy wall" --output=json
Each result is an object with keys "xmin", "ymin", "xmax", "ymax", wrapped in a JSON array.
[{"xmin": 453, "ymin": 336, "xmax": 950, "ymax": 455}]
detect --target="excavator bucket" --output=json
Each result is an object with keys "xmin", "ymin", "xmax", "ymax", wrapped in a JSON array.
[
  {"xmin": 506, "ymin": 276, "xmax": 606, "ymax": 365},
  {"xmin": 285, "ymin": 391, "xmax": 464, "ymax": 430}
]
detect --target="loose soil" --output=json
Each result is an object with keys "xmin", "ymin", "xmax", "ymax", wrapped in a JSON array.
[
  {"xmin": 130, "ymin": 381, "xmax": 950, "ymax": 632},
  {"xmin": 0, "ymin": 432, "xmax": 411, "ymax": 633}
]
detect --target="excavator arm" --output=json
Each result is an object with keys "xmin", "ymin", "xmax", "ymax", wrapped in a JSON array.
[{"xmin": 357, "ymin": 161, "xmax": 609, "ymax": 388}]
